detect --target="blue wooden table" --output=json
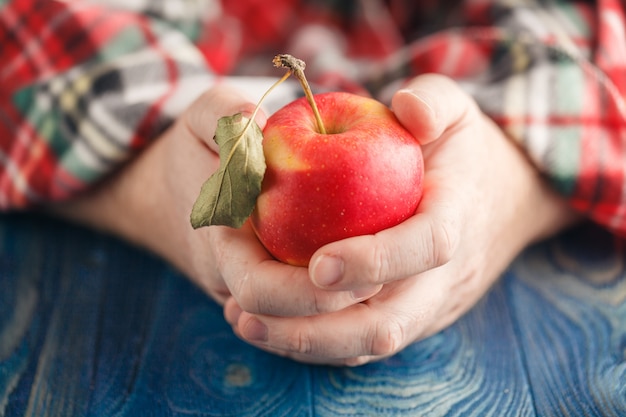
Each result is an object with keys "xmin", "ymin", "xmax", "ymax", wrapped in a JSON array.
[{"xmin": 0, "ymin": 212, "xmax": 624, "ymax": 416}]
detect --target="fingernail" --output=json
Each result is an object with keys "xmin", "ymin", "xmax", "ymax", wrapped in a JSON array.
[
  {"xmin": 311, "ymin": 255, "xmax": 344, "ymax": 287},
  {"xmin": 397, "ymin": 88, "xmax": 435, "ymax": 116},
  {"xmin": 243, "ymin": 318, "xmax": 267, "ymax": 342},
  {"xmin": 351, "ymin": 285, "xmax": 382, "ymax": 300},
  {"xmin": 396, "ymin": 88, "xmax": 441, "ymax": 140}
]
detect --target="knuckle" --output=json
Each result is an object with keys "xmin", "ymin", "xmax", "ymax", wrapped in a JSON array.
[
  {"xmin": 310, "ymin": 290, "xmax": 326, "ymax": 315},
  {"xmin": 285, "ymin": 331, "xmax": 314, "ymax": 355},
  {"xmin": 428, "ymin": 216, "xmax": 460, "ymax": 267},
  {"xmin": 369, "ymin": 318, "xmax": 405, "ymax": 357},
  {"xmin": 236, "ymin": 276, "xmax": 273, "ymax": 315},
  {"xmin": 231, "ymin": 277, "xmax": 255, "ymax": 313},
  {"xmin": 365, "ymin": 241, "xmax": 392, "ymax": 285},
  {"xmin": 230, "ymin": 268, "xmax": 262, "ymax": 314},
  {"xmin": 283, "ymin": 269, "xmax": 326, "ymax": 316},
  {"xmin": 309, "ymin": 287, "xmax": 361, "ymax": 316}
]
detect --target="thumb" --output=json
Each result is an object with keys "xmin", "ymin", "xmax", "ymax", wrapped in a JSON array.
[
  {"xmin": 391, "ymin": 74, "xmax": 477, "ymax": 145},
  {"xmin": 184, "ymin": 84, "xmax": 268, "ymax": 153}
]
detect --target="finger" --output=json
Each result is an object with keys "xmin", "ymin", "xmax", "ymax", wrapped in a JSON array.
[
  {"xmin": 212, "ymin": 223, "xmax": 381, "ymax": 317},
  {"xmin": 224, "ymin": 299, "xmax": 378, "ymax": 367},
  {"xmin": 225, "ymin": 305, "xmax": 374, "ymax": 366},
  {"xmin": 232, "ymin": 271, "xmax": 449, "ymax": 360},
  {"xmin": 184, "ymin": 84, "xmax": 268, "ymax": 153},
  {"xmin": 309, "ymin": 177, "xmax": 462, "ymax": 290},
  {"xmin": 391, "ymin": 73, "xmax": 478, "ymax": 145},
  {"xmin": 309, "ymin": 76, "xmax": 479, "ymax": 291},
  {"xmin": 229, "ymin": 325, "xmax": 381, "ymax": 367}
]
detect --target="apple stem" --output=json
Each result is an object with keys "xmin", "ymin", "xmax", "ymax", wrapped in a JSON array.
[{"xmin": 273, "ymin": 54, "xmax": 327, "ymax": 135}]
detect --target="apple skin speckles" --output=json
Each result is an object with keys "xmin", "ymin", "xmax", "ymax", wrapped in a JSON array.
[{"xmin": 251, "ymin": 92, "xmax": 424, "ymax": 267}]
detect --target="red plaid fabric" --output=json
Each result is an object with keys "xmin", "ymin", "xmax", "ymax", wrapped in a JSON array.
[{"xmin": 1, "ymin": 0, "xmax": 625, "ymax": 236}]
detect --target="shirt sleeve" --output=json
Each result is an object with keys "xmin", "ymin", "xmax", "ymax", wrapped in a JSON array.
[
  {"xmin": 0, "ymin": 0, "xmax": 216, "ymax": 209},
  {"xmin": 488, "ymin": 0, "xmax": 626, "ymax": 235},
  {"xmin": 474, "ymin": 0, "xmax": 626, "ymax": 236},
  {"xmin": 395, "ymin": 0, "xmax": 626, "ymax": 236},
  {"xmin": 4, "ymin": 0, "xmax": 625, "ymax": 240}
]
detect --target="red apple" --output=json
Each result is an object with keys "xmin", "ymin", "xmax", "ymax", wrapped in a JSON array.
[{"xmin": 250, "ymin": 92, "xmax": 424, "ymax": 266}]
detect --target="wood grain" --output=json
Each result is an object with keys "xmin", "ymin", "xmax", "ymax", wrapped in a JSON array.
[
  {"xmin": 506, "ymin": 226, "xmax": 626, "ymax": 416},
  {"xmin": 0, "ymin": 214, "xmax": 624, "ymax": 416}
]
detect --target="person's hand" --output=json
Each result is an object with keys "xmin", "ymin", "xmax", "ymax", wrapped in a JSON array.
[
  {"xmin": 48, "ymin": 84, "xmax": 373, "ymax": 313},
  {"xmin": 222, "ymin": 74, "xmax": 581, "ymax": 366}
]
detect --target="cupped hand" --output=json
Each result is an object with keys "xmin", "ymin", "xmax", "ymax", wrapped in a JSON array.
[
  {"xmin": 223, "ymin": 74, "xmax": 580, "ymax": 366},
  {"xmin": 49, "ymin": 83, "xmax": 374, "ymax": 314}
]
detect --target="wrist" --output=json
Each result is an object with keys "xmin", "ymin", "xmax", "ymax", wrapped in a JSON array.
[
  {"xmin": 486, "ymin": 116, "xmax": 581, "ymax": 247},
  {"xmin": 47, "ymin": 126, "xmax": 198, "ymax": 277}
]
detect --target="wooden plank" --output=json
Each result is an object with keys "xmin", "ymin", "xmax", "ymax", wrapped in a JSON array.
[
  {"xmin": 117, "ymin": 268, "xmax": 315, "ymax": 417},
  {"xmin": 506, "ymin": 225, "xmax": 626, "ymax": 416},
  {"xmin": 0, "ymin": 215, "xmax": 53, "ymax": 417},
  {"xmin": 0, "ymin": 214, "xmax": 316, "ymax": 416},
  {"xmin": 1, "ymin": 214, "xmax": 622, "ymax": 416}
]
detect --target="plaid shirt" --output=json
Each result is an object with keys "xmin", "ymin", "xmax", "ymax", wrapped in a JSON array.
[{"xmin": 1, "ymin": 0, "xmax": 625, "ymax": 236}]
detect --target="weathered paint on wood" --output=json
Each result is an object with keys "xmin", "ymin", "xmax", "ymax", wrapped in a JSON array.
[{"xmin": 0, "ymin": 214, "xmax": 624, "ymax": 416}]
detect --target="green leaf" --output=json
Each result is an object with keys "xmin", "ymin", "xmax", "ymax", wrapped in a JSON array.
[{"xmin": 190, "ymin": 113, "xmax": 266, "ymax": 229}]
